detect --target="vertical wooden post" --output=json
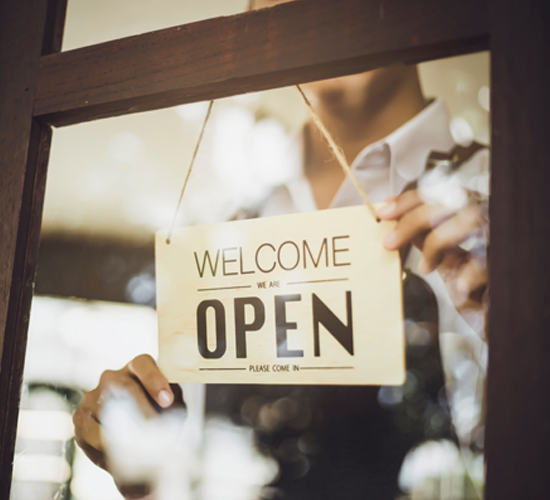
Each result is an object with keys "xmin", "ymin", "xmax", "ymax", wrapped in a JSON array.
[
  {"xmin": 0, "ymin": 0, "xmax": 66, "ymax": 496},
  {"xmin": 485, "ymin": 0, "xmax": 550, "ymax": 498}
]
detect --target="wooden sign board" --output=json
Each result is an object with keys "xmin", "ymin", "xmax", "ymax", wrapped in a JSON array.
[{"xmin": 156, "ymin": 206, "xmax": 405, "ymax": 385}]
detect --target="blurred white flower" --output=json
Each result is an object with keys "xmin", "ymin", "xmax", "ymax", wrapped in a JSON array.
[
  {"xmin": 450, "ymin": 117, "xmax": 474, "ymax": 147},
  {"xmin": 100, "ymin": 390, "xmax": 278, "ymax": 500},
  {"xmin": 418, "ymin": 165, "xmax": 468, "ymax": 212}
]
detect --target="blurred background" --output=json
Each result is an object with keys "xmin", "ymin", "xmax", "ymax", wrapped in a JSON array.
[{"xmin": 11, "ymin": 1, "xmax": 489, "ymax": 499}]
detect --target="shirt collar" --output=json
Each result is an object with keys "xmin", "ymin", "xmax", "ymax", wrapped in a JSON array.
[
  {"xmin": 281, "ymin": 97, "xmax": 455, "ymax": 211},
  {"xmin": 342, "ymin": 98, "xmax": 456, "ymax": 203},
  {"xmin": 384, "ymin": 97, "xmax": 455, "ymax": 194}
]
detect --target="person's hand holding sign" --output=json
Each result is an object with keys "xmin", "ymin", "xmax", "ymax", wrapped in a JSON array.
[
  {"xmin": 73, "ymin": 354, "xmax": 177, "ymax": 472},
  {"xmin": 378, "ymin": 187, "xmax": 489, "ymax": 318}
]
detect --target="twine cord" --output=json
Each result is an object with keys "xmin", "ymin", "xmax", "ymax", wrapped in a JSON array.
[
  {"xmin": 295, "ymin": 84, "xmax": 379, "ymax": 221},
  {"xmin": 167, "ymin": 87, "xmax": 378, "ymax": 244},
  {"xmin": 166, "ymin": 100, "xmax": 214, "ymax": 244}
]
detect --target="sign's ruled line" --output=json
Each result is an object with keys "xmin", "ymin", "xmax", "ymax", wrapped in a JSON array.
[
  {"xmin": 197, "ymin": 285, "xmax": 252, "ymax": 292},
  {"xmin": 300, "ymin": 366, "xmax": 354, "ymax": 370},
  {"xmin": 287, "ymin": 278, "xmax": 349, "ymax": 285},
  {"xmin": 199, "ymin": 368, "xmax": 247, "ymax": 371}
]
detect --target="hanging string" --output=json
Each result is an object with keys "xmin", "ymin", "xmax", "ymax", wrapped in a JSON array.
[
  {"xmin": 295, "ymin": 84, "xmax": 379, "ymax": 221},
  {"xmin": 166, "ymin": 100, "xmax": 214, "ymax": 244}
]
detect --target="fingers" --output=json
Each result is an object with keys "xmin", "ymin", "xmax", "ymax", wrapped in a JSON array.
[
  {"xmin": 73, "ymin": 396, "xmax": 103, "ymax": 451},
  {"xmin": 378, "ymin": 187, "xmax": 489, "ymax": 317},
  {"xmin": 378, "ymin": 189, "xmax": 484, "ymax": 272},
  {"xmin": 72, "ymin": 354, "xmax": 175, "ymax": 471},
  {"xmin": 377, "ymin": 190, "xmax": 423, "ymax": 220},
  {"xmin": 379, "ymin": 190, "xmax": 456, "ymax": 251},
  {"xmin": 436, "ymin": 249, "xmax": 469, "ymax": 282},
  {"xmin": 127, "ymin": 354, "xmax": 174, "ymax": 409},
  {"xmin": 459, "ymin": 257, "xmax": 488, "ymax": 297},
  {"xmin": 419, "ymin": 204, "xmax": 482, "ymax": 273},
  {"xmin": 446, "ymin": 256, "xmax": 488, "ymax": 308},
  {"xmin": 99, "ymin": 370, "xmax": 160, "ymax": 419},
  {"xmin": 382, "ymin": 203, "xmax": 454, "ymax": 251},
  {"xmin": 73, "ymin": 391, "xmax": 107, "ymax": 469}
]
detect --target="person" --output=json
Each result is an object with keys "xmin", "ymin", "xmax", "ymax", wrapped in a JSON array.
[{"xmin": 73, "ymin": 1, "xmax": 489, "ymax": 497}]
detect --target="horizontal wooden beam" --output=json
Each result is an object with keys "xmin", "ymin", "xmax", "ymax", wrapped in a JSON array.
[{"xmin": 34, "ymin": 0, "xmax": 488, "ymax": 127}]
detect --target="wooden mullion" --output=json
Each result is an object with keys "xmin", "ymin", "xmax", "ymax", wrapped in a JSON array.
[
  {"xmin": 41, "ymin": 0, "xmax": 68, "ymax": 56},
  {"xmin": 34, "ymin": 0, "xmax": 489, "ymax": 127},
  {"xmin": 485, "ymin": 0, "xmax": 550, "ymax": 499},
  {"xmin": 0, "ymin": 0, "xmax": 66, "ymax": 496},
  {"xmin": 0, "ymin": 120, "xmax": 52, "ymax": 499}
]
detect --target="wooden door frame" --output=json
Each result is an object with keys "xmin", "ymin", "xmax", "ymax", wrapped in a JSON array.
[{"xmin": 1, "ymin": 0, "xmax": 549, "ymax": 498}]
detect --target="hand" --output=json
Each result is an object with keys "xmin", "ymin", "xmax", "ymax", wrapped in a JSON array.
[
  {"xmin": 377, "ymin": 189, "xmax": 488, "ymax": 312},
  {"xmin": 73, "ymin": 354, "xmax": 178, "ymax": 471}
]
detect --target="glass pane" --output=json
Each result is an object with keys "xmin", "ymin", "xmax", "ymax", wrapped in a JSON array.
[
  {"xmin": 62, "ymin": 0, "xmax": 249, "ymax": 51},
  {"xmin": 14, "ymin": 51, "xmax": 489, "ymax": 500}
]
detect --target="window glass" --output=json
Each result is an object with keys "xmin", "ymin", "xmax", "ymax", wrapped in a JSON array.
[
  {"xmin": 62, "ymin": 0, "xmax": 248, "ymax": 51},
  {"xmin": 13, "ymin": 51, "xmax": 489, "ymax": 500}
]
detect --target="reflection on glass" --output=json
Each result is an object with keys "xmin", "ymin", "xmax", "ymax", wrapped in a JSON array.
[
  {"xmin": 15, "ymin": 35, "xmax": 489, "ymax": 499},
  {"xmin": 62, "ymin": 0, "xmax": 249, "ymax": 50},
  {"xmin": 11, "ymin": 386, "xmax": 75, "ymax": 499}
]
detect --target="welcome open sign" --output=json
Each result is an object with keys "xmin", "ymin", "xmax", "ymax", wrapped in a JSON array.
[{"xmin": 156, "ymin": 206, "xmax": 405, "ymax": 385}]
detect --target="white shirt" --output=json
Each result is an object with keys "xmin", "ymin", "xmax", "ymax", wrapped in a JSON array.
[{"xmin": 262, "ymin": 98, "xmax": 457, "ymax": 212}]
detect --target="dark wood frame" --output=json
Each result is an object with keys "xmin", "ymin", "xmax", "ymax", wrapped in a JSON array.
[{"xmin": 1, "ymin": 0, "xmax": 549, "ymax": 498}]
